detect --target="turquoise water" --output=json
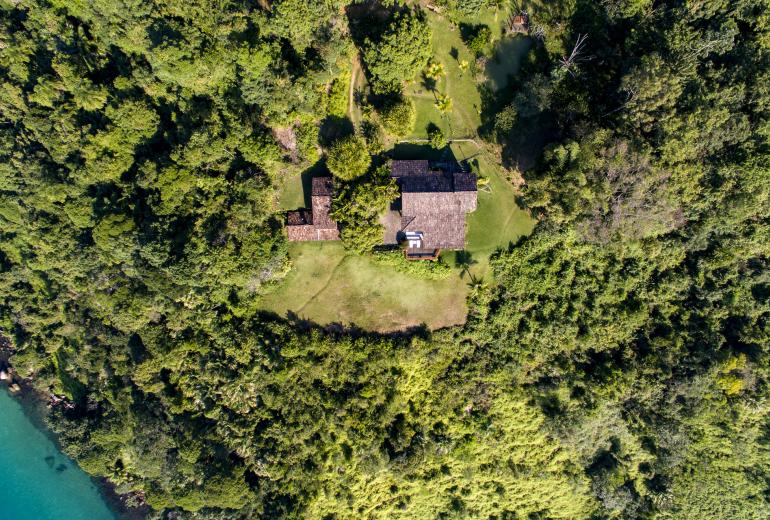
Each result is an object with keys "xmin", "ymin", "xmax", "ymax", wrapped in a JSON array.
[{"xmin": 0, "ymin": 390, "xmax": 116, "ymax": 520}]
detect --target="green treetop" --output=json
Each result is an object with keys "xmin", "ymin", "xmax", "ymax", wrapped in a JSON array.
[{"xmin": 326, "ymin": 135, "xmax": 371, "ymax": 181}]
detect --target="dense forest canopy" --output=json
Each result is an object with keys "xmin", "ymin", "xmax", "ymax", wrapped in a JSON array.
[{"xmin": 1, "ymin": 0, "xmax": 769, "ymax": 518}]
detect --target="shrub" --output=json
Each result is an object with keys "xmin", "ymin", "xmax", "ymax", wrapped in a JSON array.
[
  {"xmin": 494, "ymin": 104, "xmax": 518, "ymax": 135},
  {"xmin": 326, "ymin": 135, "xmax": 371, "ymax": 180},
  {"xmin": 360, "ymin": 120, "xmax": 384, "ymax": 154},
  {"xmin": 326, "ymin": 70, "xmax": 350, "ymax": 118},
  {"xmin": 296, "ymin": 122, "xmax": 320, "ymax": 163},
  {"xmin": 427, "ymin": 124, "xmax": 447, "ymax": 149},
  {"xmin": 380, "ymin": 97, "xmax": 416, "ymax": 137},
  {"xmin": 464, "ymin": 24, "xmax": 491, "ymax": 56},
  {"xmin": 372, "ymin": 251, "xmax": 452, "ymax": 280}
]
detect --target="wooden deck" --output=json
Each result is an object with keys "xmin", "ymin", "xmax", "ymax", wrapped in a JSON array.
[{"xmin": 405, "ymin": 248, "xmax": 441, "ymax": 261}]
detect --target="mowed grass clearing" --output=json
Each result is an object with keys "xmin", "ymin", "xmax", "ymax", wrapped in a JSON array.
[
  {"xmin": 258, "ymin": 241, "xmax": 468, "ymax": 332},
  {"xmin": 404, "ymin": 12, "xmax": 483, "ymax": 138}
]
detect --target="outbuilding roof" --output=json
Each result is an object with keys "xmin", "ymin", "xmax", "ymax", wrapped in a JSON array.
[
  {"xmin": 312, "ymin": 176, "xmax": 334, "ymax": 196},
  {"xmin": 286, "ymin": 176, "xmax": 340, "ymax": 242}
]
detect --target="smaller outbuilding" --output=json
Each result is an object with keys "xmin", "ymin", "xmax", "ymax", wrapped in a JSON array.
[
  {"xmin": 286, "ymin": 177, "xmax": 340, "ymax": 242},
  {"xmin": 508, "ymin": 13, "xmax": 529, "ymax": 34}
]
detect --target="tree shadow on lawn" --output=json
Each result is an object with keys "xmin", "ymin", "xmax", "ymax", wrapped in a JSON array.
[
  {"xmin": 319, "ymin": 115, "xmax": 354, "ymax": 147},
  {"xmin": 391, "ymin": 142, "xmax": 457, "ymax": 163},
  {"xmin": 256, "ymin": 309, "xmax": 432, "ymax": 340}
]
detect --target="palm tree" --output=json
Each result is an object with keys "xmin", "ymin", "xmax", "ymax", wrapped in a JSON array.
[
  {"xmin": 434, "ymin": 93, "xmax": 452, "ymax": 113},
  {"xmin": 425, "ymin": 59, "xmax": 445, "ymax": 81}
]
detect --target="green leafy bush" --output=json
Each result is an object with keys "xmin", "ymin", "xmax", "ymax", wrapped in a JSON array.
[
  {"xmin": 380, "ymin": 97, "xmax": 417, "ymax": 137},
  {"xmin": 372, "ymin": 251, "xmax": 452, "ymax": 279},
  {"xmin": 427, "ymin": 124, "xmax": 447, "ymax": 149},
  {"xmin": 360, "ymin": 119, "xmax": 385, "ymax": 154},
  {"xmin": 326, "ymin": 135, "xmax": 371, "ymax": 180},
  {"xmin": 463, "ymin": 24, "xmax": 492, "ymax": 57},
  {"xmin": 331, "ymin": 165, "xmax": 398, "ymax": 254}
]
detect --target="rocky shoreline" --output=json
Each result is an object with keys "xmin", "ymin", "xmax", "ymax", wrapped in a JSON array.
[{"xmin": 0, "ymin": 336, "xmax": 149, "ymax": 520}]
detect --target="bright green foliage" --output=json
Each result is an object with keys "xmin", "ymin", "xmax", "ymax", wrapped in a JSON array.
[
  {"xmin": 325, "ymin": 69, "xmax": 351, "ymax": 118},
  {"xmin": 379, "ymin": 97, "xmax": 417, "ymax": 137},
  {"xmin": 326, "ymin": 135, "xmax": 371, "ymax": 181},
  {"xmin": 306, "ymin": 390, "xmax": 595, "ymax": 518},
  {"xmin": 362, "ymin": 8, "xmax": 432, "ymax": 94},
  {"xmin": 2, "ymin": 0, "xmax": 770, "ymax": 518},
  {"xmin": 372, "ymin": 251, "xmax": 452, "ymax": 280},
  {"xmin": 424, "ymin": 58, "xmax": 445, "ymax": 80},
  {"xmin": 331, "ymin": 165, "xmax": 398, "ymax": 254},
  {"xmin": 434, "ymin": 92, "xmax": 453, "ymax": 113}
]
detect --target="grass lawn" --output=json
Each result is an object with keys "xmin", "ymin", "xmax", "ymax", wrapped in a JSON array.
[
  {"xmin": 404, "ymin": 12, "xmax": 483, "ymax": 139},
  {"xmin": 403, "ymin": 7, "xmax": 530, "ymax": 140},
  {"xmin": 258, "ymin": 242, "xmax": 468, "ymax": 332},
  {"xmin": 452, "ymin": 142, "xmax": 535, "ymax": 279}
]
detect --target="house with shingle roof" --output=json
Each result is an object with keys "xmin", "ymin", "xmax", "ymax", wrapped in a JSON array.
[{"xmin": 390, "ymin": 160, "xmax": 477, "ymax": 258}]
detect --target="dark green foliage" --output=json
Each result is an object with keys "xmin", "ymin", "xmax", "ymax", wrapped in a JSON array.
[
  {"xmin": 362, "ymin": 8, "xmax": 432, "ymax": 94},
  {"xmin": 1, "ymin": 0, "xmax": 769, "ymax": 518},
  {"xmin": 326, "ymin": 135, "xmax": 371, "ymax": 181},
  {"xmin": 462, "ymin": 24, "xmax": 492, "ymax": 57},
  {"xmin": 331, "ymin": 165, "xmax": 398, "ymax": 254},
  {"xmin": 360, "ymin": 119, "xmax": 385, "ymax": 154}
]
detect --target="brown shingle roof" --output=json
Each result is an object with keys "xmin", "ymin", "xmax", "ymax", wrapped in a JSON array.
[
  {"xmin": 287, "ymin": 225, "xmax": 340, "ymax": 241},
  {"xmin": 286, "ymin": 176, "xmax": 340, "ymax": 241},
  {"xmin": 287, "ymin": 224, "xmax": 316, "ymax": 241},
  {"xmin": 392, "ymin": 162, "xmax": 478, "ymax": 250},
  {"xmin": 401, "ymin": 173, "xmax": 453, "ymax": 193},
  {"xmin": 311, "ymin": 195, "xmax": 336, "ymax": 229},
  {"xmin": 453, "ymin": 172, "xmax": 477, "ymax": 192},
  {"xmin": 401, "ymin": 213, "xmax": 466, "ymax": 249},
  {"xmin": 391, "ymin": 160, "xmax": 430, "ymax": 177},
  {"xmin": 402, "ymin": 191, "xmax": 477, "ymax": 216},
  {"xmin": 312, "ymin": 176, "xmax": 334, "ymax": 196},
  {"xmin": 287, "ymin": 210, "xmax": 312, "ymax": 226}
]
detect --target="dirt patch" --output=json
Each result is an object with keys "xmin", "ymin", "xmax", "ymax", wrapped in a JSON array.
[{"xmin": 273, "ymin": 125, "xmax": 299, "ymax": 162}]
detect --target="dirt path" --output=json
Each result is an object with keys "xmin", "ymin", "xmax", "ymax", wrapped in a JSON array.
[
  {"xmin": 296, "ymin": 255, "xmax": 350, "ymax": 315},
  {"xmin": 349, "ymin": 54, "xmax": 363, "ymax": 126}
]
